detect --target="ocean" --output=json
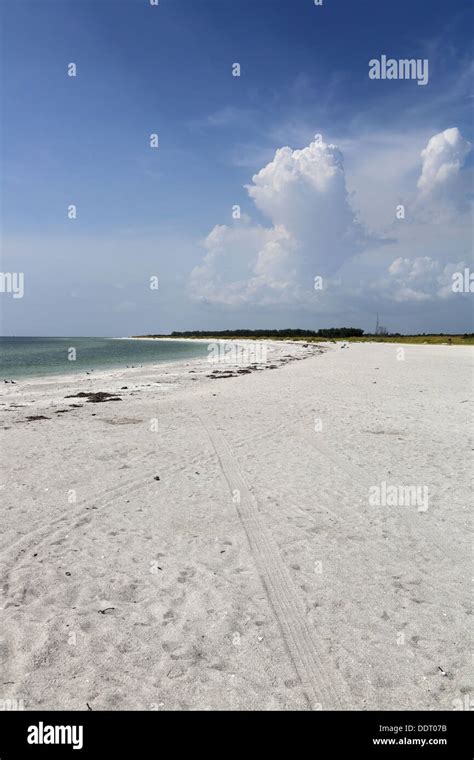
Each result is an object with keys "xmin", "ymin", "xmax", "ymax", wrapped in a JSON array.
[{"xmin": 0, "ymin": 337, "xmax": 210, "ymax": 379}]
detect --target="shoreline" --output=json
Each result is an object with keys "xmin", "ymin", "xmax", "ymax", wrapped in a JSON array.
[
  {"xmin": 5, "ymin": 334, "xmax": 465, "ymax": 385},
  {"xmin": 0, "ymin": 338, "xmax": 321, "ymax": 386},
  {"xmin": 0, "ymin": 340, "xmax": 325, "ymax": 414}
]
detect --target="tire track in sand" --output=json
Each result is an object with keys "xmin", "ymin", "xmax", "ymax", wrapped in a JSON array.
[{"xmin": 197, "ymin": 411, "xmax": 352, "ymax": 711}]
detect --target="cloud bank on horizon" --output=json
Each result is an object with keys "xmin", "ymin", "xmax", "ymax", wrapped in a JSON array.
[{"xmin": 190, "ymin": 127, "xmax": 472, "ymax": 313}]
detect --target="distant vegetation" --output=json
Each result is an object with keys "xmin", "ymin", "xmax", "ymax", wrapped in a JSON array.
[
  {"xmin": 140, "ymin": 328, "xmax": 365, "ymax": 339},
  {"xmin": 135, "ymin": 329, "xmax": 474, "ymax": 345},
  {"xmin": 343, "ymin": 334, "xmax": 474, "ymax": 345}
]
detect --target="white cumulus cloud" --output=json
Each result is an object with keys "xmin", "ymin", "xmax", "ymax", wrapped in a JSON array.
[
  {"xmin": 417, "ymin": 127, "xmax": 471, "ymax": 195},
  {"xmin": 190, "ymin": 129, "xmax": 472, "ymax": 312},
  {"xmin": 384, "ymin": 256, "xmax": 466, "ymax": 302},
  {"xmin": 190, "ymin": 136, "xmax": 367, "ymax": 306}
]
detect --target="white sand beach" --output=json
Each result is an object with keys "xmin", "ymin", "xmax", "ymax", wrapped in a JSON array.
[{"xmin": 0, "ymin": 341, "xmax": 472, "ymax": 711}]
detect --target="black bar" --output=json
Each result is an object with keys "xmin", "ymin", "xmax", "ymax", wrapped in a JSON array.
[{"xmin": 0, "ymin": 711, "xmax": 471, "ymax": 757}]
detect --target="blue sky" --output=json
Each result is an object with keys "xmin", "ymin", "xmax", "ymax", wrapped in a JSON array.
[{"xmin": 1, "ymin": 0, "xmax": 473, "ymax": 335}]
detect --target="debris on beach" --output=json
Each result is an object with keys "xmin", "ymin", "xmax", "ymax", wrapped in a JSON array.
[
  {"xmin": 65, "ymin": 391, "xmax": 122, "ymax": 403},
  {"xmin": 25, "ymin": 415, "xmax": 50, "ymax": 421},
  {"xmin": 207, "ymin": 372, "xmax": 237, "ymax": 379}
]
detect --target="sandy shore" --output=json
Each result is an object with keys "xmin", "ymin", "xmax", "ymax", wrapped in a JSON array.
[{"xmin": 0, "ymin": 341, "xmax": 471, "ymax": 711}]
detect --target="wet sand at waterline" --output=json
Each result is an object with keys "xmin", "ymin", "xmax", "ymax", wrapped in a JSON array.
[{"xmin": 0, "ymin": 341, "xmax": 471, "ymax": 710}]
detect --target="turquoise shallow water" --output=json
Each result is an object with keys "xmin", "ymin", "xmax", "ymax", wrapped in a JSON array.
[{"xmin": 0, "ymin": 337, "xmax": 210, "ymax": 379}]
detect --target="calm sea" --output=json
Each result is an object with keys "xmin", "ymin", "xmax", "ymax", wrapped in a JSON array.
[{"xmin": 0, "ymin": 337, "xmax": 210, "ymax": 379}]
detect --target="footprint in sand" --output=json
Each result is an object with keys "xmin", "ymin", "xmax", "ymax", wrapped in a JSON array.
[{"xmin": 177, "ymin": 568, "xmax": 196, "ymax": 584}]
